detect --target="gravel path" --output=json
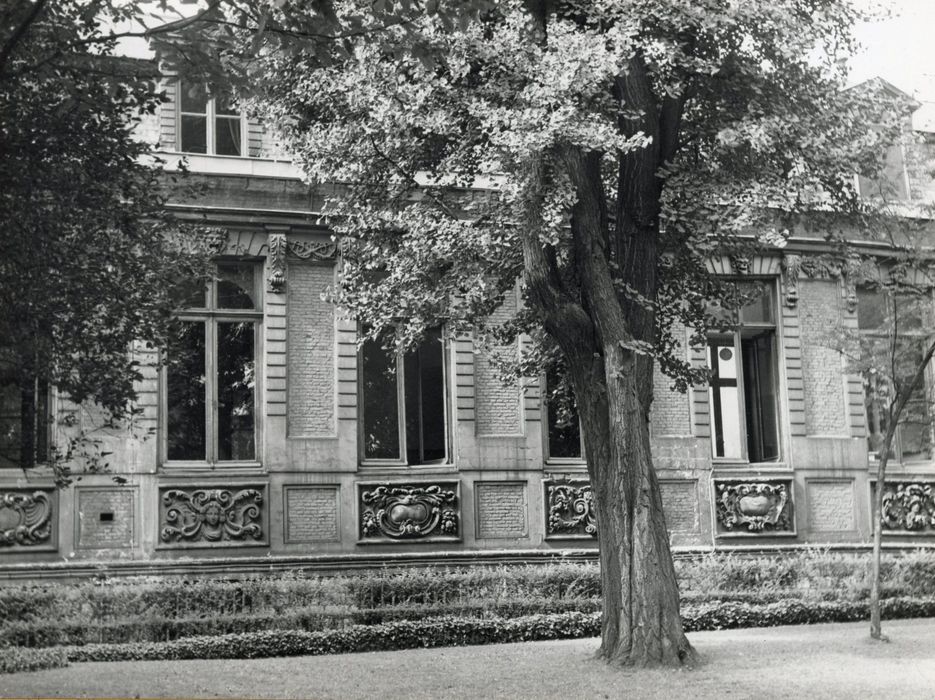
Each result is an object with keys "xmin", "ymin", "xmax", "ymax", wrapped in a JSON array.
[{"xmin": 3, "ymin": 618, "xmax": 934, "ymax": 699}]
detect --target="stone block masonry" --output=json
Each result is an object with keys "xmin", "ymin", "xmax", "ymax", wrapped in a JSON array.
[
  {"xmin": 475, "ymin": 293, "xmax": 522, "ymax": 436},
  {"xmin": 807, "ymin": 480, "xmax": 856, "ymax": 533}
]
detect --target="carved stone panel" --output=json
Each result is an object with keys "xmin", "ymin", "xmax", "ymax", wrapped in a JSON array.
[
  {"xmin": 158, "ymin": 486, "xmax": 267, "ymax": 548},
  {"xmin": 714, "ymin": 479, "xmax": 795, "ymax": 536},
  {"xmin": 544, "ymin": 478, "xmax": 597, "ymax": 540},
  {"xmin": 878, "ymin": 481, "xmax": 935, "ymax": 534},
  {"xmin": 358, "ymin": 482, "xmax": 461, "ymax": 542},
  {"xmin": 0, "ymin": 489, "xmax": 55, "ymax": 551}
]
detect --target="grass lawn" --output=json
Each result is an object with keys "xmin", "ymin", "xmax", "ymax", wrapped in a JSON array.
[{"xmin": 2, "ymin": 617, "xmax": 933, "ymax": 699}]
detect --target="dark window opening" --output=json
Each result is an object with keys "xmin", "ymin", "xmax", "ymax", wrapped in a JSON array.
[
  {"xmin": 0, "ymin": 376, "xmax": 50, "ymax": 469},
  {"xmin": 708, "ymin": 282, "xmax": 779, "ymax": 462},
  {"xmin": 361, "ymin": 328, "xmax": 448, "ymax": 464},
  {"xmin": 546, "ymin": 368, "xmax": 582, "ymax": 459}
]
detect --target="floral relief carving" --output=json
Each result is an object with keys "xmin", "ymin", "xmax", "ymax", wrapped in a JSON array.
[
  {"xmin": 264, "ymin": 232, "xmax": 336, "ymax": 293},
  {"xmin": 267, "ymin": 231, "xmax": 287, "ymax": 293},
  {"xmin": 781, "ymin": 254, "xmax": 802, "ymax": 308},
  {"xmin": 715, "ymin": 481, "xmax": 793, "ymax": 534},
  {"xmin": 0, "ymin": 490, "xmax": 54, "ymax": 548},
  {"xmin": 545, "ymin": 479, "xmax": 597, "ymax": 539},
  {"xmin": 160, "ymin": 488, "xmax": 264, "ymax": 545},
  {"xmin": 880, "ymin": 482, "xmax": 935, "ymax": 532},
  {"xmin": 359, "ymin": 483, "xmax": 459, "ymax": 540}
]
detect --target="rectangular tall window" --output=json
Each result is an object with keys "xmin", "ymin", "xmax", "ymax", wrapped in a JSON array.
[
  {"xmin": 858, "ymin": 286, "xmax": 932, "ymax": 463},
  {"xmin": 165, "ymin": 263, "xmax": 260, "ymax": 464},
  {"xmin": 178, "ymin": 81, "xmax": 243, "ymax": 156},
  {"xmin": 360, "ymin": 328, "xmax": 449, "ymax": 464},
  {"xmin": 708, "ymin": 282, "xmax": 780, "ymax": 463},
  {"xmin": 0, "ymin": 374, "xmax": 49, "ymax": 469}
]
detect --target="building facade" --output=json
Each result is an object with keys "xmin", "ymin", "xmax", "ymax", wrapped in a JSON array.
[{"xmin": 2, "ymin": 78, "xmax": 935, "ymax": 573}]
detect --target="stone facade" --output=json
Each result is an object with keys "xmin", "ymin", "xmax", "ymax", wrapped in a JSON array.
[{"xmin": 3, "ymin": 78, "xmax": 935, "ymax": 572}]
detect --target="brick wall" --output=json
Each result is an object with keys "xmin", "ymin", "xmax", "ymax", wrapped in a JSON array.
[
  {"xmin": 284, "ymin": 486, "xmax": 339, "ymax": 542},
  {"xmin": 475, "ymin": 293, "xmax": 522, "ymax": 436},
  {"xmin": 475, "ymin": 482, "xmax": 527, "ymax": 538},
  {"xmin": 652, "ymin": 325, "xmax": 691, "ymax": 436},
  {"xmin": 287, "ymin": 265, "xmax": 335, "ymax": 436},
  {"xmin": 799, "ymin": 279, "xmax": 848, "ymax": 435},
  {"xmin": 807, "ymin": 480, "xmax": 856, "ymax": 532},
  {"xmin": 659, "ymin": 480, "xmax": 698, "ymax": 533},
  {"xmin": 77, "ymin": 488, "xmax": 135, "ymax": 549}
]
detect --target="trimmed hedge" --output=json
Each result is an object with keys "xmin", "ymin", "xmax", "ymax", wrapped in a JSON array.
[
  {"xmin": 53, "ymin": 596, "xmax": 935, "ymax": 666},
  {"xmin": 0, "ymin": 646, "xmax": 69, "ymax": 675},
  {"xmin": 63, "ymin": 612, "xmax": 601, "ymax": 663}
]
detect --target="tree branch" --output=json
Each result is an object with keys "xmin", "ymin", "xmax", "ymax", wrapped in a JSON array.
[{"xmin": 0, "ymin": 0, "xmax": 47, "ymax": 78}]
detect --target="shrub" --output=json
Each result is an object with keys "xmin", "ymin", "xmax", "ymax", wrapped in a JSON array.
[{"xmin": 0, "ymin": 646, "xmax": 69, "ymax": 675}]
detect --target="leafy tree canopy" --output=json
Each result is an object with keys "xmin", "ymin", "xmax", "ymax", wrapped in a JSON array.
[{"xmin": 0, "ymin": 0, "xmax": 210, "ymax": 474}]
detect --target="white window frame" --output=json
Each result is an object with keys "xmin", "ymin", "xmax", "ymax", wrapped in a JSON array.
[
  {"xmin": 707, "ymin": 278, "xmax": 781, "ymax": 465},
  {"xmin": 358, "ymin": 327, "xmax": 452, "ymax": 467},
  {"xmin": 858, "ymin": 286, "xmax": 935, "ymax": 466},
  {"xmin": 160, "ymin": 262, "xmax": 263, "ymax": 470},
  {"xmin": 177, "ymin": 81, "xmax": 247, "ymax": 157}
]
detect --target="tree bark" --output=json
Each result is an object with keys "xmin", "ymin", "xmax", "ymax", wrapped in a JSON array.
[{"xmin": 869, "ymin": 444, "xmax": 889, "ymax": 640}]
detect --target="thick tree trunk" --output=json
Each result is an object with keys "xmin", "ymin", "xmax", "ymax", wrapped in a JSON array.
[{"xmin": 574, "ymin": 346, "xmax": 696, "ymax": 666}]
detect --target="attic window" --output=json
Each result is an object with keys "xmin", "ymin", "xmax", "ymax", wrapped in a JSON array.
[{"xmin": 178, "ymin": 81, "xmax": 244, "ymax": 157}]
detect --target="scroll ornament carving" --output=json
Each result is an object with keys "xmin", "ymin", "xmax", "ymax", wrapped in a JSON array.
[
  {"xmin": 161, "ymin": 488, "xmax": 263, "ymax": 543},
  {"xmin": 360, "ymin": 484, "xmax": 459, "ymax": 539},
  {"xmin": 843, "ymin": 257, "xmax": 861, "ymax": 313},
  {"xmin": 264, "ymin": 233, "xmax": 338, "ymax": 292},
  {"xmin": 881, "ymin": 482, "xmax": 935, "ymax": 532},
  {"xmin": 716, "ymin": 482, "xmax": 791, "ymax": 533},
  {"xmin": 781, "ymin": 254, "xmax": 802, "ymax": 308},
  {"xmin": 0, "ymin": 490, "xmax": 53, "ymax": 547},
  {"xmin": 546, "ymin": 481, "xmax": 597, "ymax": 538}
]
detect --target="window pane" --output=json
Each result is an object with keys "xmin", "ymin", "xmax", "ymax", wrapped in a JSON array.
[
  {"xmin": 215, "ymin": 92, "xmax": 239, "ymax": 116},
  {"xmin": 217, "ymin": 322, "xmax": 255, "ymax": 461},
  {"xmin": 167, "ymin": 322, "xmax": 206, "ymax": 460},
  {"xmin": 0, "ymin": 380, "xmax": 22, "ymax": 468},
  {"xmin": 708, "ymin": 341, "xmax": 743, "ymax": 459},
  {"xmin": 216, "ymin": 264, "xmax": 256, "ymax": 309},
  {"xmin": 404, "ymin": 329, "xmax": 446, "ymax": 464},
  {"xmin": 546, "ymin": 368, "xmax": 581, "ymax": 459},
  {"xmin": 739, "ymin": 283, "xmax": 774, "ymax": 324},
  {"xmin": 741, "ymin": 331, "xmax": 779, "ymax": 462},
  {"xmin": 180, "ymin": 83, "xmax": 208, "ymax": 113},
  {"xmin": 215, "ymin": 116, "xmax": 242, "ymax": 156},
  {"xmin": 180, "ymin": 115, "xmax": 207, "ymax": 154},
  {"xmin": 362, "ymin": 337, "xmax": 401, "ymax": 460},
  {"xmin": 857, "ymin": 288, "xmax": 887, "ymax": 331}
]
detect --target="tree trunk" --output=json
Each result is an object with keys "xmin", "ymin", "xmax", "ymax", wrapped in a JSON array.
[
  {"xmin": 869, "ymin": 446, "xmax": 888, "ymax": 640},
  {"xmin": 574, "ymin": 344, "xmax": 696, "ymax": 666}
]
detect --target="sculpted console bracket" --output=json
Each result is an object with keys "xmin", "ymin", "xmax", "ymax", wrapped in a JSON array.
[
  {"xmin": 159, "ymin": 486, "xmax": 266, "ymax": 547},
  {"xmin": 879, "ymin": 481, "xmax": 935, "ymax": 533},
  {"xmin": 358, "ymin": 482, "xmax": 460, "ymax": 542},
  {"xmin": 266, "ymin": 231, "xmax": 338, "ymax": 293},
  {"xmin": 0, "ymin": 489, "xmax": 55, "ymax": 550},
  {"xmin": 715, "ymin": 479, "xmax": 795, "ymax": 536},
  {"xmin": 544, "ymin": 478, "xmax": 597, "ymax": 540}
]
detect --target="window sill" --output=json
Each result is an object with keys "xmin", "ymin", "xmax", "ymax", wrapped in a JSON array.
[
  {"xmin": 159, "ymin": 462, "xmax": 265, "ymax": 475},
  {"xmin": 358, "ymin": 462, "xmax": 458, "ymax": 474},
  {"xmin": 544, "ymin": 458, "xmax": 587, "ymax": 468},
  {"xmin": 711, "ymin": 460, "xmax": 789, "ymax": 471}
]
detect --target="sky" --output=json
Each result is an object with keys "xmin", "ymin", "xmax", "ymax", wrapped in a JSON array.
[{"xmin": 848, "ymin": 0, "xmax": 935, "ymax": 101}]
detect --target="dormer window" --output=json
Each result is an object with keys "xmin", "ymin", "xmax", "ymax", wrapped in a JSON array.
[{"xmin": 178, "ymin": 81, "xmax": 244, "ymax": 156}]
